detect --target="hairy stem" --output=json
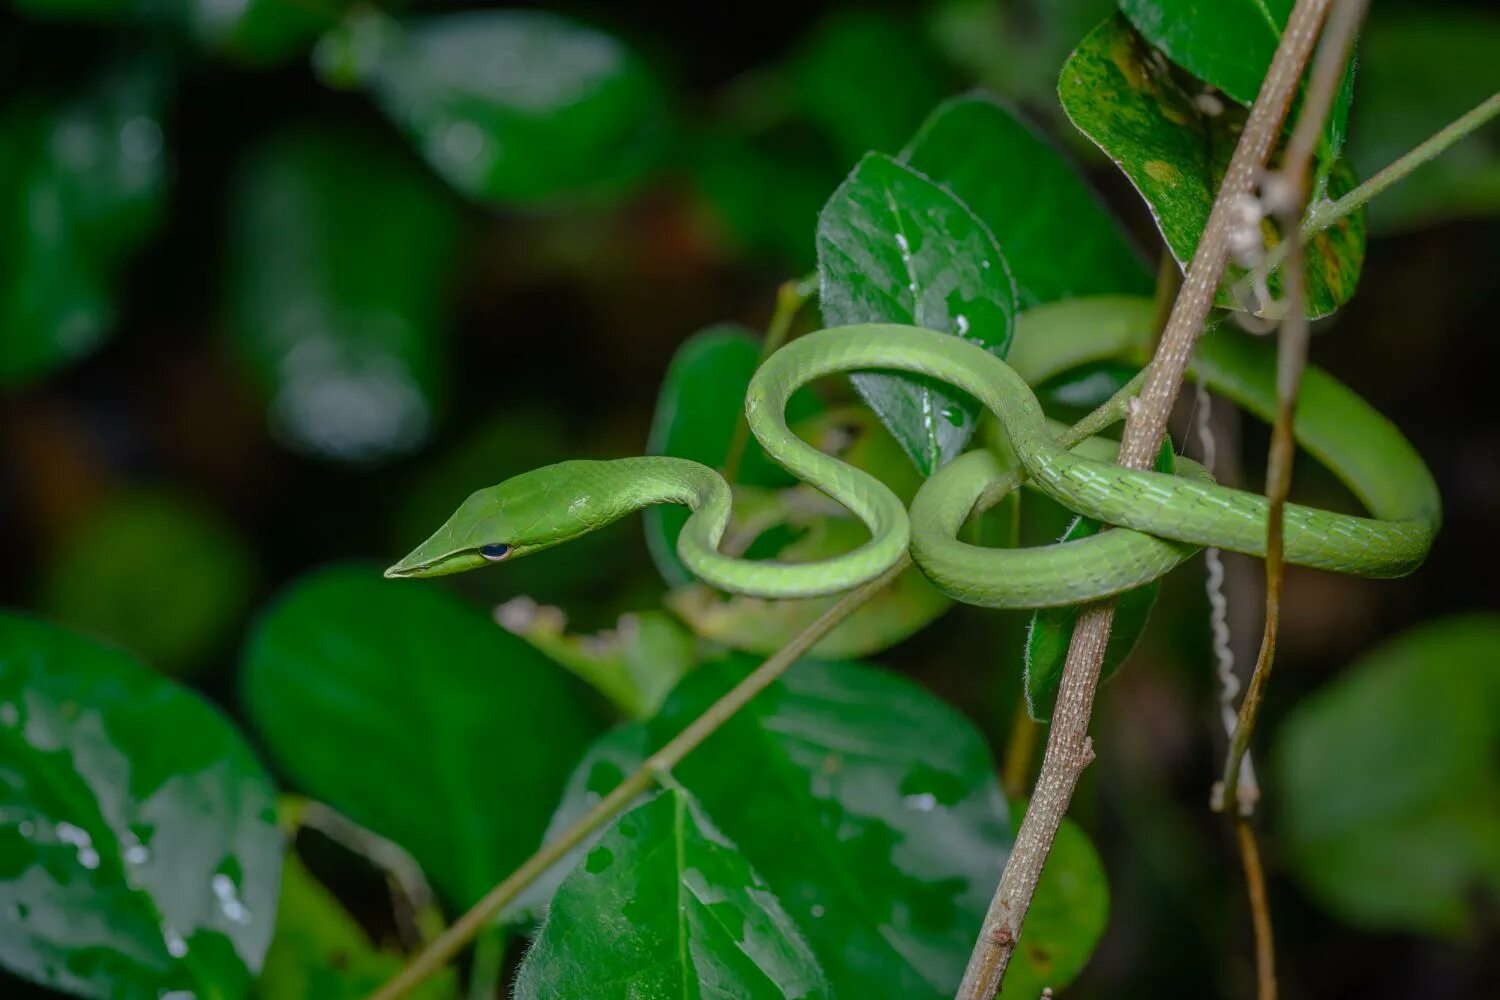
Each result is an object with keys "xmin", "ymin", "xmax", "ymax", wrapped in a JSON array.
[
  {"xmin": 955, "ymin": 3, "xmax": 1333, "ymax": 994},
  {"xmin": 722, "ymin": 274, "xmax": 817, "ymax": 483},
  {"xmin": 369, "ymin": 560, "xmax": 903, "ymax": 1000}
]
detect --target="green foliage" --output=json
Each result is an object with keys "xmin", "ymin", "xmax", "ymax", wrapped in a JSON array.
[
  {"xmin": 226, "ymin": 125, "xmax": 460, "ymax": 464},
  {"xmin": 0, "ymin": 614, "xmax": 281, "ymax": 999},
  {"xmin": 1275, "ymin": 615, "xmax": 1500, "ymax": 938},
  {"xmin": 902, "ymin": 93, "xmax": 1150, "ymax": 306},
  {"xmin": 514, "ymin": 788, "xmax": 832, "ymax": 999},
  {"xmin": 0, "ymin": 57, "xmax": 167, "ymax": 385},
  {"xmin": 1060, "ymin": 15, "xmax": 1365, "ymax": 318},
  {"xmin": 818, "ymin": 153, "xmax": 1018, "ymax": 475},
  {"xmin": 40, "ymin": 490, "xmax": 255, "ymax": 675},
  {"xmin": 240, "ymin": 566, "xmax": 598, "ymax": 909},
  {"xmin": 316, "ymin": 8, "xmax": 670, "ymax": 206},
  {"xmin": 12, "ymin": 0, "xmax": 337, "ymax": 63}
]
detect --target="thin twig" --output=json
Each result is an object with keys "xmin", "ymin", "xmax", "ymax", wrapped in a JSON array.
[
  {"xmin": 369, "ymin": 560, "xmax": 904, "ymax": 1000},
  {"xmin": 1219, "ymin": 0, "xmax": 1369, "ymax": 820},
  {"xmin": 955, "ymin": 3, "xmax": 1333, "ymax": 994},
  {"xmin": 722, "ymin": 275, "xmax": 816, "ymax": 483},
  {"xmin": 1235, "ymin": 817, "xmax": 1277, "ymax": 1000}
]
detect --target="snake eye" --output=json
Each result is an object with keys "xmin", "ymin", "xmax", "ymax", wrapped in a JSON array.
[{"xmin": 478, "ymin": 543, "xmax": 512, "ymax": 562}]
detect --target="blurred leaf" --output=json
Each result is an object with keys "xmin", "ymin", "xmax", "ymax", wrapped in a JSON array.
[
  {"xmin": 316, "ymin": 8, "xmax": 670, "ymax": 206},
  {"xmin": 927, "ymin": 0, "xmax": 1115, "ymax": 107},
  {"xmin": 692, "ymin": 125, "xmax": 840, "ymax": 269},
  {"xmin": 818, "ymin": 153, "xmax": 1018, "ymax": 475},
  {"xmin": 647, "ymin": 657, "xmax": 1008, "ymax": 996},
  {"xmin": 998, "ymin": 805, "xmax": 1109, "ymax": 1000},
  {"xmin": 645, "ymin": 326, "xmax": 822, "ymax": 587},
  {"xmin": 226, "ymin": 125, "xmax": 459, "ymax": 464},
  {"xmin": 1024, "ymin": 441, "xmax": 1175, "ymax": 721},
  {"xmin": 253, "ymin": 855, "xmax": 456, "ymax": 999},
  {"xmin": 0, "ymin": 614, "xmax": 281, "ymax": 999},
  {"xmin": 40, "ymin": 490, "xmax": 255, "ymax": 675},
  {"xmin": 1348, "ymin": 9, "xmax": 1500, "ymax": 230},
  {"xmin": 1274, "ymin": 615, "xmax": 1500, "ymax": 938},
  {"xmin": 0, "ymin": 57, "xmax": 167, "ymax": 385},
  {"xmin": 514, "ymin": 788, "xmax": 831, "ymax": 1000},
  {"xmin": 11, "ymin": 0, "xmax": 338, "ymax": 63},
  {"xmin": 1116, "ymin": 0, "xmax": 1353, "ymax": 164},
  {"xmin": 902, "ymin": 92, "xmax": 1150, "ymax": 307},
  {"xmin": 1059, "ymin": 15, "xmax": 1365, "ymax": 319},
  {"xmin": 792, "ymin": 9, "xmax": 951, "ymax": 162},
  {"xmin": 498, "ymin": 602, "xmax": 697, "ymax": 719},
  {"xmin": 1036, "ymin": 359, "xmax": 1141, "ymax": 412},
  {"xmin": 240, "ymin": 566, "xmax": 597, "ymax": 908}
]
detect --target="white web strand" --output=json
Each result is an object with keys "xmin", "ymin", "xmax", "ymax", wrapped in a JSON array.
[{"xmin": 1195, "ymin": 383, "xmax": 1259, "ymax": 800}]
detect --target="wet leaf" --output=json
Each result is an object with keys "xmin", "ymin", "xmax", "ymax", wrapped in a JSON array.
[
  {"xmin": 0, "ymin": 614, "xmax": 282, "ymax": 999},
  {"xmin": 40, "ymin": 490, "xmax": 256, "ymax": 675},
  {"xmin": 902, "ymin": 93, "xmax": 1150, "ymax": 307},
  {"xmin": 315, "ymin": 8, "xmax": 670, "ymax": 205},
  {"xmin": 1117, "ymin": 0, "xmax": 1353, "ymax": 163},
  {"xmin": 1274, "ymin": 615, "xmax": 1500, "ymax": 938},
  {"xmin": 514, "ymin": 789, "xmax": 831, "ymax": 1000},
  {"xmin": 1024, "ymin": 442, "xmax": 1176, "ymax": 722},
  {"xmin": 1059, "ymin": 15, "xmax": 1365, "ymax": 319},
  {"xmin": 0, "ymin": 57, "xmax": 167, "ymax": 385},
  {"xmin": 792, "ymin": 9, "xmax": 951, "ymax": 162},
  {"xmin": 645, "ymin": 326, "xmax": 822, "ymax": 587},
  {"xmin": 647, "ymin": 657, "xmax": 1008, "ymax": 996},
  {"xmin": 252, "ymin": 855, "xmax": 457, "ymax": 999},
  {"xmin": 817, "ymin": 153, "xmax": 1018, "ymax": 475},
  {"xmin": 226, "ymin": 124, "xmax": 460, "ymax": 464},
  {"xmin": 997, "ymin": 806, "xmax": 1109, "ymax": 1000},
  {"xmin": 240, "ymin": 566, "xmax": 597, "ymax": 909},
  {"xmin": 1348, "ymin": 9, "xmax": 1500, "ymax": 230}
]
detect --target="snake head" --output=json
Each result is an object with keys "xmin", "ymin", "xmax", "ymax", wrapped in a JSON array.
[{"xmin": 384, "ymin": 461, "xmax": 608, "ymax": 579}]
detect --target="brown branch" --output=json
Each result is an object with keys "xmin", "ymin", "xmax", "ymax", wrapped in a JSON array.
[
  {"xmin": 955, "ymin": 3, "xmax": 1334, "ymax": 994},
  {"xmin": 1235, "ymin": 817, "xmax": 1277, "ymax": 1000}
]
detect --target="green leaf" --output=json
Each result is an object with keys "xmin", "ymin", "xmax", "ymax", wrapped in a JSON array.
[
  {"xmin": 1024, "ymin": 441, "xmax": 1175, "ymax": 722},
  {"xmin": 1116, "ymin": 0, "xmax": 1353, "ymax": 163},
  {"xmin": 1274, "ymin": 615, "xmax": 1500, "ymax": 938},
  {"xmin": 226, "ymin": 124, "xmax": 460, "ymax": 464},
  {"xmin": 646, "ymin": 657, "xmax": 1009, "ymax": 996},
  {"xmin": 500, "ymin": 605, "xmax": 697, "ymax": 720},
  {"xmin": 253, "ymin": 855, "xmax": 457, "ymax": 999},
  {"xmin": 40, "ymin": 490, "xmax": 256, "ymax": 675},
  {"xmin": 240, "ymin": 566, "xmax": 597, "ymax": 909},
  {"xmin": 1347, "ymin": 9, "xmax": 1500, "ymax": 230},
  {"xmin": 0, "ymin": 57, "xmax": 167, "ymax": 385},
  {"xmin": 792, "ymin": 9, "xmax": 952, "ymax": 162},
  {"xmin": 902, "ymin": 93, "xmax": 1150, "ymax": 307},
  {"xmin": 645, "ymin": 326, "xmax": 822, "ymax": 587},
  {"xmin": 997, "ymin": 806, "xmax": 1109, "ymax": 1000},
  {"xmin": 514, "ymin": 789, "xmax": 831, "ymax": 1000},
  {"xmin": 927, "ymin": 0, "xmax": 1116, "ymax": 108},
  {"xmin": 1059, "ymin": 15, "xmax": 1365, "ymax": 319},
  {"xmin": 0, "ymin": 614, "xmax": 282, "ymax": 999},
  {"xmin": 315, "ymin": 8, "xmax": 670, "ymax": 206},
  {"xmin": 817, "ymin": 153, "xmax": 1019, "ymax": 475}
]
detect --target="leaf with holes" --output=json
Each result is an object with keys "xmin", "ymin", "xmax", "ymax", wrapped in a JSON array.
[
  {"xmin": 1059, "ymin": 15, "xmax": 1365, "ymax": 319},
  {"xmin": 514, "ymin": 788, "xmax": 831, "ymax": 1000},
  {"xmin": 818, "ymin": 153, "xmax": 1018, "ymax": 475},
  {"xmin": 0, "ymin": 614, "xmax": 282, "ymax": 999}
]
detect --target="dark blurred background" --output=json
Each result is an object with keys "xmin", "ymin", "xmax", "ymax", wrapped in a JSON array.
[{"xmin": 1, "ymin": 1, "xmax": 1497, "ymax": 997}]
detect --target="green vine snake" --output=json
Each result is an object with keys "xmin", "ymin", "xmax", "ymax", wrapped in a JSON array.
[{"xmin": 386, "ymin": 297, "xmax": 1439, "ymax": 607}]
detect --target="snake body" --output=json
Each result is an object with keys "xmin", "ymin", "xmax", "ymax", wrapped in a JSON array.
[{"xmin": 387, "ymin": 307, "xmax": 1439, "ymax": 607}]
